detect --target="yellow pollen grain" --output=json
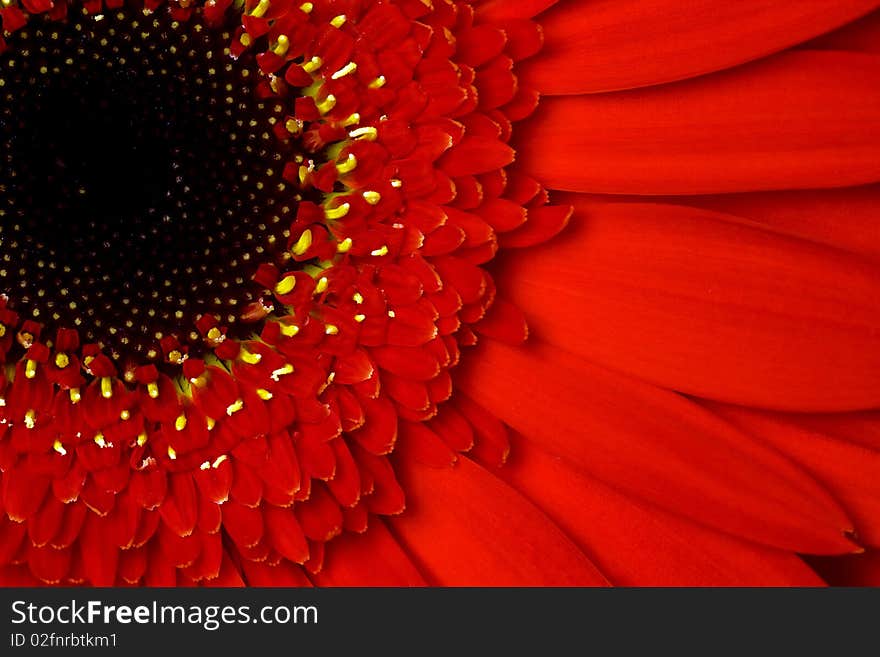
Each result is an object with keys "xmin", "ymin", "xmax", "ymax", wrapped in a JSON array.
[
  {"xmin": 147, "ymin": 381, "xmax": 160, "ymax": 398},
  {"xmin": 69, "ymin": 388, "xmax": 81, "ymax": 404},
  {"xmin": 55, "ymin": 353, "xmax": 70, "ymax": 368}
]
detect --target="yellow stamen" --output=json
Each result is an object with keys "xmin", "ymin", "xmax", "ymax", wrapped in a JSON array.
[
  {"xmin": 271, "ymin": 364, "xmax": 294, "ymax": 381},
  {"xmin": 371, "ymin": 245, "xmax": 389, "ymax": 257},
  {"xmin": 302, "ymin": 56, "xmax": 323, "ymax": 73},
  {"xmin": 363, "ymin": 191, "xmax": 381, "ymax": 205},
  {"xmin": 317, "ymin": 94, "xmax": 337, "ymax": 114},
  {"xmin": 325, "ymin": 324, "xmax": 339, "ymax": 335},
  {"xmin": 280, "ymin": 323, "xmax": 300, "ymax": 337},
  {"xmin": 256, "ymin": 388, "xmax": 273, "ymax": 400},
  {"xmin": 272, "ymin": 34, "xmax": 289, "ymax": 56},
  {"xmin": 69, "ymin": 388, "xmax": 81, "ymax": 404},
  {"xmin": 331, "ymin": 61, "xmax": 357, "ymax": 80},
  {"xmin": 368, "ymin": 75, "xmax": 386, "ymax": 89},
  {"xmin": 53, "ymin": 440, "xmax": 67, "ymax": 456},
  {"xmin": 24, "ymin": 410, "xmax": 36, "ymax": 429},
  {"xmin": 25, "ymin": 360, "xmax": 37, "ymax": 379},
  {"xmin": 291, "ymin": 229, "xmax": 313, "ymax": 256},
  {"xmin": 137, "ymin": 432, "xmax": 148, "ymax": 446},
  {"xmin": 249, "ymin": 0, "xmax": 270, "ymax": 18},
  {"xmin": 349, "ymin": 126, "xmax": 377, "ymax": 141},
  {"xmin": 299, "ymin": 2, "xmax": 313, "ymax": 13},
  {"xmin": 147, "ymin": 382, "xmax": 160, "ymax": 399},
  {"xmin": 120, "ymin": 409, "xmax": 131, "ymax": 421},
  {"xmin": 337, "ymin": 237, "xmax": 353, "ymax": 253},
  {"xmin": 55, "ymin": 353, "xmax": 70, "ymax": 368},
  {"xmin": 100, "ymin": 377, "xmax": 113, "ymax": 399},
  {"xmin": 324, "ymin": 202, "xmax": 350, "ymax": 220},
  {"xmin": 330, "ymin": 14, "xmax": 346, "ymax": 27},
  {"xmin": 274, "ymin": 274, "xmax": 297, "ymax": 296},
  {"xmin": 335, "ymin": 153, "xmax": 357, "ymax": 174},
  {"xmin": 315, "ymin": 276, "xmax": 329, "ymax": 294},
  {"xmin": 239, "ymin": 348, "xmax": 262, "ymax": 365},
  {"xmin": 226, "ymin": 399, "xmax": 245, "ymax": 415},
  {"xmin": 167, "ymin": 446, "xmax": 177, "ymax": 460},
  {"xmin": 94, "ymin": 433, "xmax": 107, "ymax": 448},
  {"xmin": 175, "ymin": 414, "xmax": 187, "ymax": 431}
]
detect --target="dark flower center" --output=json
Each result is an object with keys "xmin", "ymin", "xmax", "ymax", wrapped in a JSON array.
[{"xmin": 0, "ymin": 8, "xmax": 299, "ymax": 361}]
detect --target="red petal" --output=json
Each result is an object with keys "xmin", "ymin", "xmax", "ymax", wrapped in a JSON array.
[
  {"xmin": 79, "ymin": 512, "xmax": 119, "ymax": 586},
  {"xmin": 498, "ymin": 197, "xmax": 880, "ymax": 411},
  {"xmin": 457, "ymin": 340, "xmax": 858, "ymax": 554},
  {"xmin": 265, "ymin": 506, "xmax": 310, "ymax": 564},
  {"xmin": 520, "ymin": 0, "xmax": 879, "ymax": 93},
  {"xmin": 706, "ymin": 403, "xmax": 880, "ymax": 548},
  {"xmin": 520, "ymin": 51, "xmax": 880, "ymax": 194},
  {"xmin": 388, "ymin": 453, "xmax": 608, "ymax": 585},
  {"xmin": 675, "ymin": 185, "xmax": 880, "ymax": 260},
  {"xmin": 502, "ymin": 433, "xmax": 825, "ymax": 586},
  {"xmin": 314, "ymin": 520, "xmax": 425, "ymax": 586}
]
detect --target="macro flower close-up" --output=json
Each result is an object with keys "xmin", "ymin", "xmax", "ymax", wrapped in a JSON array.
[{"xmin": 0, "ymin": 0, "xmax": 879, "ymax": 587}]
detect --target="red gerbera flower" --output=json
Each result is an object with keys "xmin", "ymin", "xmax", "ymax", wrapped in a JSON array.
[{"xmin": 0, "ymin": 0, "xmax": 878, "ymax": 586}]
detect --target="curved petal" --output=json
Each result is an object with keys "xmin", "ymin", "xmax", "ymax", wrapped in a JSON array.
[
  {"xmin": 502, "ymin": 433, "xmax": 826, "ymax": 586},
  {"xmin": 495, "ymin": 196, "xmax": 880, "ymax": 411},
  {"xmin": 671, "ymin": 185, "xmax": 880, "ymax": 260},
  {"xmin": 314, "ymin": 521, "xmax": 426, "ymax": 586},
  {"xmin": 387, "ymin": 453, "xmax": 610, "ymax": 585},
  {"xmin": 518, "ymin": 50, "xmax": 880, "ymax": 194},
  {"xmin": 704, "ymin": 403, "xmax": 880, "ymax": 548},
  {"xmin": 456, "ymin": 339, "xmax": 858, "ymax": 554},
  {"xmin": 804, "ymin": 7, "xmax": 880, "ymax": 52},
  {"xmin": 519, "ymin": 0, "xmax": 880, "ymax": 94}
]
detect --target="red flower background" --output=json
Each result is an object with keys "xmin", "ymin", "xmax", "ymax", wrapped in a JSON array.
[{"xmin": 0, "ymin": 0, "xmax": 879, "ymax": 586}]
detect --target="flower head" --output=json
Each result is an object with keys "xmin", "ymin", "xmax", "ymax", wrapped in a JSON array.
[{"xmin": 0, "ymin": 0, "xmax": 879, "ymax": 586}]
